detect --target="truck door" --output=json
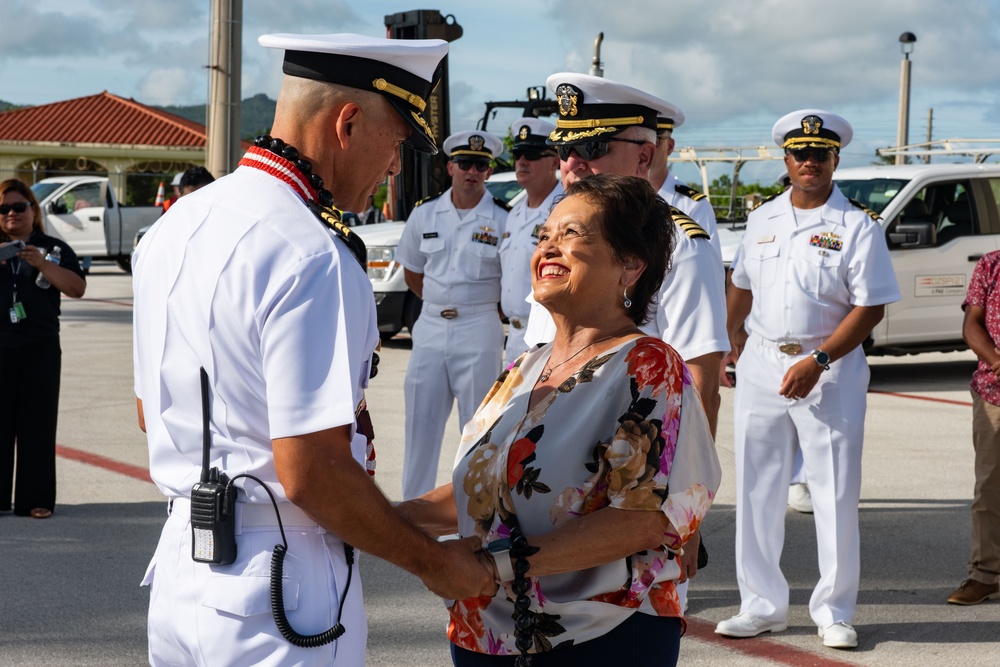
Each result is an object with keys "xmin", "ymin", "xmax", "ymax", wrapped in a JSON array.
[
  {"xmin": 45, "ymin": 180, "xmax": 108, "ymax": 258},
  {"xmin": 885, "ymin": 179, "xmax": 998, "ymax": 347}
]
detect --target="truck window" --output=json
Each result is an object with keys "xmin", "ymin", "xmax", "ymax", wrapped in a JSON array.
[
  {"xmin": 914, "ymin": 180, "xmax": 977, "ymax": 246},
  {"xmin": 834, "ymin": 178, "xmax": 909, "ymax": 215},
  {"xmin": 64, "ymin": 182, "xmax": 102, "ymax": 212},
  {"xmin": 988, "ymin": 178, "xmax": 1000, "ymax": 228}
]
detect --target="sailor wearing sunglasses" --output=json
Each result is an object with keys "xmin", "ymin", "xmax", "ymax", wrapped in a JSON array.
[
  {"xmin": 396, "ymin": 130, "xmax": 510, "ymax": 500},
  {"xmin": 718, "ymin": 110, "xmax": 900, "ymax": 649},
  {"xmin": 498, "ymin": 118, "xmax": 562, "ymax": 362}
]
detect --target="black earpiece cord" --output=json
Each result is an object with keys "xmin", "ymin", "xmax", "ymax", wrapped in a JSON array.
[{"xmin": 226, "ymin": 473, "xmax": 353, "ymax": 648}]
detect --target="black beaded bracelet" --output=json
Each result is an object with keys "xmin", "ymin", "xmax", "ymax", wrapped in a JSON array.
[{"xmin": 508, "ymin": 524, "xmax": 540, "ymax": 667}]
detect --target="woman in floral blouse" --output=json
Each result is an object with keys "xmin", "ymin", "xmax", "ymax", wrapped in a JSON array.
[{"xmin": 400, "ymin": 174, "xmax": 722, "ymax": 666}]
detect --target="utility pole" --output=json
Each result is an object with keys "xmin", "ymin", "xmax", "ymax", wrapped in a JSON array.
[
  {"xmin": 206, "ymin": 0, "xmax": 242, "ymax": 178},
  {"xmin": 895, "ymin": 32, "xmax": 916, "ymax": 166},
  {"xmin": 925, "ymin": 107, "xmax": 933, "ymax": 164}
]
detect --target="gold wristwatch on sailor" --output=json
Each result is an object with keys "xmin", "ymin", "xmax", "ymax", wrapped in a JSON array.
[{"xmin": 811, "ymin": 349, "xmax": 831, "ymax": 370}]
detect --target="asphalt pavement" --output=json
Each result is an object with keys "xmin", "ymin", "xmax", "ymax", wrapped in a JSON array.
[{"xmin": 1, "ymin": 262, "xmax": 997, "ymax": 666}]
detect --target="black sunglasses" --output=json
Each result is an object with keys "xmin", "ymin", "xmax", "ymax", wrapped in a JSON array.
[
  {"xmin": 0, "ymin": 202, "xmax": 30, "ymax": 215},
  {"xmin": 512, "ymin": 149, "xmax": 555, "ymax": 162},
  {"xmin": 786, "ymin": 148, "xmax": 834, "ymax": 163},
  {"xmin": 556, "ymin": 137, "xmax": 648, "ymax": 162},
  {"xmin": 453, "ymin": 159, "xmax": 491, "ymax": 172}
]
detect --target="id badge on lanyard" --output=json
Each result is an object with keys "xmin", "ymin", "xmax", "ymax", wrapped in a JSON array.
[{"xmin": 9, "ymin": 258, "xmax": 25, "ymax": 323}]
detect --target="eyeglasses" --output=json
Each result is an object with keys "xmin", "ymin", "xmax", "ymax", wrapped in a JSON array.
[
  {"xmin": 786, "ymin": 148, "xmax": 834, "ymax": 163},
  {"xmin": 453, "ymin": 159, "xmax": 491, "ymax": 172},
  {"xmin": 512, "ymin": 149, "xmax": 555, "ymax": 162},
  {"xmin": 556, "ymin": 138, "xmax": 648, "ymax": 162},
  {"xmin": 0, "ymin": 202, "xmax": 30, "ymax": 215}
]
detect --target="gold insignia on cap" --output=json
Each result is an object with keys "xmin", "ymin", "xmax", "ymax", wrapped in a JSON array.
[
  {"xmin": 410, "ymin": 111, "xmax": 435, "ymax": 143},
  {"xmin": 556, "ymin": 84, "xmax": 579, "ymax": 117},
  {"xmin": 469, "ymin": 135, "xmax": 485, "ymax": 152},
  {"xmin": 372, "ymin": 78, "xmax": 427, "ymax": 113},
  {"xmin": 802, "ymin": 115, "xmax": 823, "ymax": 135},
  {"xmin": 519, "ymin": 125, "xmax": 530, "ymax": 140}
]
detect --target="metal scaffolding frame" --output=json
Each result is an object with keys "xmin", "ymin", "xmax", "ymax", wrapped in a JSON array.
[
  {"xmin": 877, "ymin": 138, "xmax": 1000, "ymax": 164},
  {"xmin": 671, "ymin": 145, "xmax": 784, "ymax": 218}
]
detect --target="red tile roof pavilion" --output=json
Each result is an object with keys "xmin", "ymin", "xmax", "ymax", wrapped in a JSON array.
[{"xmin": 0, "ymin": 91, "xmax": 206, "ymax": 147}]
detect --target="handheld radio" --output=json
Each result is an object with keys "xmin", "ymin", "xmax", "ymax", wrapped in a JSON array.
[{"xmin": 190, "ymin": 367, "xmax": 237, "ymax": 564}]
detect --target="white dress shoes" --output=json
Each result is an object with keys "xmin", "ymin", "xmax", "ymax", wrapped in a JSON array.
[
  {"xmin": 788, "ymin": 482, "xmax": 814, "ymax": 513},
  {"xmin": 715, "ymin": 612, "xmax": 787, "ymax": 638},
  {"xmin": 819, "ymin": 621, "xmax": 858, "ymax": 648}
]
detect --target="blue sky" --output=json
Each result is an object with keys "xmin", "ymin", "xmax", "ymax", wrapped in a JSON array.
[{"xmin": 2, "ymin": 0, "xmax": 999, "ymax": 185}]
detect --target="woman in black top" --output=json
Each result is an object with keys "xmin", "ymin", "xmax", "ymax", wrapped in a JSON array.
[{"xmin": 0, "ymin": 179, "xmax": 86, "ymax": 519}]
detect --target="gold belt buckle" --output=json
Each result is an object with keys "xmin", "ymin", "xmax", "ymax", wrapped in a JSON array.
[
  {"xmin": 777, "ymin": 339, "xmax": 802, "ymax": 355},
  {"xmin": 510, "ymin": 318, "xmax": 524, "ymax": 329},
  {"xmin": 440, "ymin": 308, "xmax": 458, "ymax": 319}
]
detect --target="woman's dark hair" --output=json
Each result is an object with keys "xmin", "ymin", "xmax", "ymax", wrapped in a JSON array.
[
  {"xmin": 0, "ymin": 178, "xmax": 44, "ymax": 241},
  {"xmin": 563, "ymin": 174, "xmax": 675, "ymax": 324}
]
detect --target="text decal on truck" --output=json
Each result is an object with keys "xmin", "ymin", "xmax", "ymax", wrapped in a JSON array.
[{"xmin": 915, "ymin": 274, "xmax": 966, "ymax": 297}]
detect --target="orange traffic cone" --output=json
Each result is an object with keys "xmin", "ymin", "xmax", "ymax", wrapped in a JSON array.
[{"xmin": 154, "ymin": 181, "xmax": 165, "ymax": 207}]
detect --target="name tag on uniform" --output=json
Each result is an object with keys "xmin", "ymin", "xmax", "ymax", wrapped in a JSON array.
[
  {"xmin": 422, "ymin": 232, "xmax": 439, "ymax": 239},
  {"xmin": 757, "ymin": 234, "xmax": 775, "ymax": 244}
]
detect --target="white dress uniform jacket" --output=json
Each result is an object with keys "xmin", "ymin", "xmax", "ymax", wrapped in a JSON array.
[
  {"xmin": 728, "ymin": 185, "xmax": 900, "ymax": 629},
  {"xmin": 658, "ymin": 172, "xmax": 721, "ymax": 263},
  {"xmin": 133, "ymin": 165, "xmax": 378, "ymax": 667},
  {"xmin": 395, "ymin": 188, "xmax": 508, "ymax": 499},
  {"xmin": 499, "ymin": 181, "xmax": 563, "ymax": 362}
]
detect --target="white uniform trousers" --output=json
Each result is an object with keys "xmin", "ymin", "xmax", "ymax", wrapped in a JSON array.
[
  {"xmin": 144, "ymin": 501, "xmax": 365, "ymax": 667},
  {"xmin": 403, "ymin": 304, "xmax": 504, "ymax": 500},
  {"xmin": 733, "ymin": 332, "xmax": 868, "ymax": 628}
]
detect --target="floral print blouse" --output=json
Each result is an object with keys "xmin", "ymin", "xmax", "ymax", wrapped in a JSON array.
[{"xmin": 449, "ymin": 336, "xmax": 722, "ymax": 655}]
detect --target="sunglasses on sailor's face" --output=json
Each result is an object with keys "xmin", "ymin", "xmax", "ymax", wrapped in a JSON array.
[
  {"xmin": 512, "ymin": 149, "xmax": 556, "ymax": 162},
  {"xmin": 0, "ymin": 202, "xmax": 30, "ymax": 215},
  {"xmin": 556, "ymin": 137, "xmax": 648, "ymax": 162},
  {"xmin": 786, "ymin": 148, "xmax": 834, "ymax": 163},
  {"xmin": 452, "ymin": 159, "xmax": 491, "ymax": 172}
]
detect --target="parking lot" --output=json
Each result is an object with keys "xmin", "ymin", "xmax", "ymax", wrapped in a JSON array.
[{"xmin": 0, "ymin": 262, "xmax": 996, "ymax": 666}]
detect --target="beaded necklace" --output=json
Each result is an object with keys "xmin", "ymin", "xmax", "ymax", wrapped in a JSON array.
[{"xmin": 241, "ymin": 135, "xmax": 367, "ymax": 268}]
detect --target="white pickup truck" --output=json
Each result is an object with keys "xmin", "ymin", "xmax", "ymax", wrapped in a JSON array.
[
  {"xmin": 30, "ymin": 176, "xmax": 162, "ymax": 273},
  {"xmin": 832, "ymin": 162, "xmax": 1000, "ymax": 355}
]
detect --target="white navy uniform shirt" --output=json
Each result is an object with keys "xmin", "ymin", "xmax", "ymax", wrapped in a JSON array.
[
  {"xmin": 396, "ymin": 188, "xmax": 508, "ymax": 306},
  {"xmin": 640, "ymin": 215, "xmax": 730, "ymax": 360},
  {"xmin": 658, "ymin": 172, "xmax": 721, "ymax": 262},
  {"xmin": 730, "ymin": 185, "xmax": 901, "ymax": 340},
  {"xmin": 132, "ymin": 167, "xmax": 379, "ymax": 502},
  {"xmin": 499, "ymin": 181, "xmax": 563, "ymax": 322}
]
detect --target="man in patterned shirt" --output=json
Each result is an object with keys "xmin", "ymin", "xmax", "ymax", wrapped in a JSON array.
[{"xmin": 949, "ymin": 251, "xmax": 1000, "ymax": 605}]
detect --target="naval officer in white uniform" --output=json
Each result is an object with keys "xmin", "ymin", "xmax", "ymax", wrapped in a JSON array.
[
  {"xmin": 716, "ymin": 110, "xmax": 900, "ymax": 649},
  {"xmin": 396, "ymin": 130, "xmax": 509, "ymax": 500},
  {"xmin": 499, "ymin": 118, "xmax": 562, "ymax": 363},
  {"xmin": 133, "ymin": 33, "xmax": 494, "ymax": 667}
]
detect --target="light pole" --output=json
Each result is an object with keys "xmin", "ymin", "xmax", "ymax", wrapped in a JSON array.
[{"xmin": 895, "ymin": 32, "xmax": 916, "ymax": 165}]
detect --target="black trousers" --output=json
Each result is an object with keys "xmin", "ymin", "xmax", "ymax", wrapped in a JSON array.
[
  {"xmin": 451, "ymin": 613, "xmax": 683, "ymax": 666},
  {"xmin": 0, "ymin": 336, "xmax": 61, "ymax": 515}
]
